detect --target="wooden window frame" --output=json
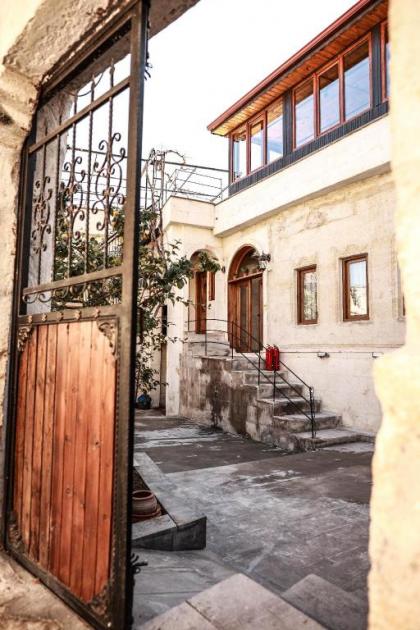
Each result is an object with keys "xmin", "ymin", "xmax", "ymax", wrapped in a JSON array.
[
  {"xmin": 292, "ymin": 75, "xmax": 316, "ymax": 150},
  {"xmin": 266, "ymin": 98, "xmax": 284, "ymax": 163},
  {"xmin": 230, "ymin": 125, "xmax": 247, "ymax": 182},
  {"xmin": 247, "ymin": 112, "xmax": 267, "ymax": 175},
  {"xmin": 208, "ymin": 270, "xmax": 216, "ymax": 301},
  {"xmin": 229, "ymin": 100, "xmax": 285, "ymax": 181},
  {"xmin": 342, "ymin": 33, "xmax": 373, "ymax": 124},
  {"xmin": 228, "ymin": 32, "xmax": 376, "ymax": 180},
  {"xmin": 342, "ymin": 254, "xmax": 369, "ymax": 322},
  {"xmin": 297, "ymin": 265, "xmax": 318, "ymax": 325},
  {"xmin": 381, "ymin": 20, "xmax": 389, "ymax": 102},
  {"xmin": 316, "ymin": 59, "xmax": 342, "ymax": 137}
]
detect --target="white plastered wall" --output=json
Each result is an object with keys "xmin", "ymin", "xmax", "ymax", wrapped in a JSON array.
[{"xmin": 162, "ymin": 118, "xmax": 405, "ymax": 432}]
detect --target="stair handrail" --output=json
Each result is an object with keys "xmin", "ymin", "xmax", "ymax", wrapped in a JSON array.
[{"xmin": 186, "ymin": 317, "xmax": 316, "ymax": 438}]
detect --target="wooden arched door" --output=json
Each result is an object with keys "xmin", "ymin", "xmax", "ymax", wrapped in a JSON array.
[{"xmin": 228, "ymin": 247, "xmax": 263, "ymax": 352}]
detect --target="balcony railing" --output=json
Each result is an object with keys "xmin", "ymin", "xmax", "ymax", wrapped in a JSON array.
[{"xmin": 140, "ymin": 150, "xmax": 229, "ymax": 211}]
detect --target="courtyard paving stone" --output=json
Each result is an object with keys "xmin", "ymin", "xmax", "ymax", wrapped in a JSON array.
[{"xmin": 133, "ymin": 413, "xmax": 373, "ymax": 628}]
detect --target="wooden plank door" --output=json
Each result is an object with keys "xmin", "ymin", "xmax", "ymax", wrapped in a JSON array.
[
  {"xmin": 250, "ymin": 276, "xmax": 263, "ymax": 352},
  {"xmin": 4, "ymin": 3, "xmax": 148, "ymax": 629},
  {"xmin": 195, "ymin": 271, "xmax": 207, "ymax": 333},
  {"xmin": 232, "ymin": 276, "xmax": 263, "ymax": 352}
]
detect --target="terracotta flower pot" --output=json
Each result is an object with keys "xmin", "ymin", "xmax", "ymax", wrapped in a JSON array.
[{"xmin": 132, "ymin": 490, "xmax": 158, "ymax": 517}]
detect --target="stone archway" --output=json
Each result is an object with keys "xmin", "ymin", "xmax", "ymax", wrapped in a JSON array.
[{"xmin": 228, "ymin": 245, "xmax": 263, "ymax": 352}]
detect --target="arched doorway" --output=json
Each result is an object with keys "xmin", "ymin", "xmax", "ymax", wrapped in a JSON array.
[
  {"xmin": 190, "ymin": 251, "xmax": 217, "ymax": 334},
  {"xmin": 228, "ymin": 246, "xmax": 263, "ymax": 352}
]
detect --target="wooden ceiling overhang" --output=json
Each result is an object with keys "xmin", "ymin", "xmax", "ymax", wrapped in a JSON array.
[{"xmin": 208, "ymin": 0, "xmax": 388, "ymax": 137}]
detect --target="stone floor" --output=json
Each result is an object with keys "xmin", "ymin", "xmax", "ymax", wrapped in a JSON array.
[
  {"xmin": 133, "ymin": 413, "xmax": 373, "ymax": 629},
  {"xmin": 0, "ymin": 552, "xmax": 88, "ymax": 629}
]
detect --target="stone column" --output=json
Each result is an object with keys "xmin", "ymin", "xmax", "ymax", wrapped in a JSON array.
[{"xmin": 369, "ymin": 1, "xmax": 420, "ymax": 628}]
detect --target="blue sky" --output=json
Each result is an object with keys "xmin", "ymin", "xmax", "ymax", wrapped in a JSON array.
[{"xmin": 143, "ymin": 0, "xmax": 356, "ymax": 169}]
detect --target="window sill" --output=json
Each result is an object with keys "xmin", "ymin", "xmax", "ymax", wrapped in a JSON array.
[{"xmin": 342, "ymin": 317, "xmax": 371, "ymax": 323}]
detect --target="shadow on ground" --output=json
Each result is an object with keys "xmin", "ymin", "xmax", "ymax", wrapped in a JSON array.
[{"xmin": 133, "ymin": 413, "xmax": 373, "ymax": 629}]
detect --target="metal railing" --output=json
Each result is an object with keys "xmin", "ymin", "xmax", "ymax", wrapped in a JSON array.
[
  {"xmin": 140, "ymin": 153, "xmax": 230, "ymax": 212},
  {"xmin": 187, "ymin": 318, "xmax": 316, "ymax": 439}
]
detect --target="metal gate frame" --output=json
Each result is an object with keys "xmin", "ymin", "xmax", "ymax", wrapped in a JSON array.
[{"xmin": 2, "ymin": 2, "xmax": 148, "ymax": 628}]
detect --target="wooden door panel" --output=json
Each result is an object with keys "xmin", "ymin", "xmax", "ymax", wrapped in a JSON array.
[
  {"xmin": 196, "ymin": 271, "xmax": 207, "ymax": 333},
  {"xmin": 5, "ymin": 6, "xmax": 148, "ymax": 627},
  {"xmin": 12, "ymin": 321, "xmax": 116, "ymax": 603},
  {"xmin": 230, "ymin": 275, "xmax": 263, "ymax": 353}
]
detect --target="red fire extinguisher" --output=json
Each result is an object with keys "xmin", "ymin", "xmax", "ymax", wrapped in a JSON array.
[
  {"xmin": 265, "ymin": 346, "xmax": 274, "ymax": 371},
  {"xmin": 265, "ymin": 346, "xmax": 280, "ymax": 371},
  {"xmin": 272, "ymin": 346, "xmax": 280, "ymax": 371}
]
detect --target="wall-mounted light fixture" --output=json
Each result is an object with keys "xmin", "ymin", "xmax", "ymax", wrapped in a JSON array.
[
  {"xmin": 258, "ymin": 252, "xmax": 271, "ymax": 270},
  {"xmin": 372, "ymin": 352, "xmax": 382, "ymax": 359},
  {"xmin": 317, "ymin": 351, "xmax": 330, "ymax": 359},
  {"xmin": 221, "ymin": 266, "xmax": 226, "ymax": 273}
]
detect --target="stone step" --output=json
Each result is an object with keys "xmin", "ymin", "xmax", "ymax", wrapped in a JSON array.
[
  {"xmin": 258, "ymin": 396, "xmax": 322, "ymax": 415},
  {"xmin": 241, "ymin": 369, "xmax": 288, "ymax": 384},
  {"xmin": 258, "ymin": 381, "xmax": 304, "ymax": 396},
  {"xmin": 293, "ymin": 428, "xmax": 365, "ymax": 450},
  {"xmin": 186, "ymin": 331, "xmax": 227, "ymax": 342},
  {"xmin": 282, "ymin": 573, "xmax": 367, "ymax": 630},
  {"xmin": 191, "ymin": 345, "xmax": 230, "ymax": 357},
  {"xmin": 139, "ymin": 573, "xmax": 324, "ymax": 629},
  {"xmin": 132, "ymin": 452, "xmax": 206, "ymax": 551},
  {"xmin": 273, "ymin": 412, "xmax": 341, "ymax": 433},
  {"xmin": 231, "ymin": 356, "xmax": 266, "ymax": 371}
]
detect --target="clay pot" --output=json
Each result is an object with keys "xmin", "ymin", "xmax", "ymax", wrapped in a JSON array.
[{"xmin": 132, "ymin": 490, "xmax": 158, "ymax": 517}]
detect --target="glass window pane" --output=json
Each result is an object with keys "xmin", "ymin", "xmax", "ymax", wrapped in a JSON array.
[
  {"xmin": 319, "ymin": 64, "xmax": 340, "ymax": 133},
  {"xmin": 267, "ymin": 101, "xmax": 283, "ymax": 162},
  {"xmin": 384, "ymin": 26, "xmax": 390, "ymax": 98},
  {"xmin": 238, "ymin": 250, "xmax": 259, "ymax": 277},
  {"xmin": 250, "ymin": 120, "xmax": 264, "ymax": 171},
  {"xmin": 348, "ymin": 259, "xmax": 368, "ymax": 317},
  {"xmin": 302, "ymin": 269, "xmax": 317, "ymax": 321},
  {"xmin": 232, "ymin": 128, "xmax": 246, "ymax": 180},
  {"xmin": 295, "ymin": 80, "xmax": 314, "ymax": 148},
  {"xmin": 344, "ymin": 40, "xmax": 370, "ymax": 119}
]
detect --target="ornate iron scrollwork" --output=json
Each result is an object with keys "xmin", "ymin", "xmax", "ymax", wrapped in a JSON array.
[
  {"xmin": 17, "ymin": 325, "xmax": 33, "ymax": 352},
  {"xmin": 131, "ymin": 552, "xmax": 147, "ymax": 575},
  {"xmin": 91, "ymin": 133, "xmax": 126, "ymax": 233},
  {"xmin": 88, "ymin": 583, "xmax": 111, "ymax": 625},
  {"xmin": 31, "ymin": 176, "xmax": 53, "ymax": 256},
  {"xmin": 7, "ymin": 512, "xmax": 25, "ymax": 553},
  {"xmin": 97, "ymin": 320, "xmax": 118, "ymax": 356}
]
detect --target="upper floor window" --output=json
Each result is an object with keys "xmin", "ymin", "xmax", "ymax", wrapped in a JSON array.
[
  {"xmin": 293, "ymin": 35, "xmax": 372, "ymax": 148},
  {"xmin": 294, "ymin": 79, "xmax": 315, "ymax": 148},
  {"xmin": 229, "ymin": 24, "xmax": 389, "ymax": 182},
  {"xmin": 343, "ymin": 254, "xmax": 369, "ymax": 321},
  {"xmin": 232, "ymin": 127, "xmax": 246, "ymax": 180},
  {"xmin": 319, "ymin": 63, "xmax": 340, "ymax": 133},
  {"xmin": 250, "ymin": 119, "xmax": 264, "ymax": 172},
  {"xmin": 297, "ymin": 266, "xmax": 317, "ymax": 324},
  {"xmin": 344, "ymin": 39, "xmax": 371, "ymax": 120},
  {"xmin": 267, "ymin": 101, "xmax": 283, "ymax": 161}
]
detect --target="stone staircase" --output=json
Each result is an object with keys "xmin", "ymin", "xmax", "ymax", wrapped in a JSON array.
[
  {"xmin": 184, "ymin": 333, "xmax": 372, "ymax": 452},
  {"xmin": 230, "ymin": 353, "xmax": 368, "ymax": 451}
]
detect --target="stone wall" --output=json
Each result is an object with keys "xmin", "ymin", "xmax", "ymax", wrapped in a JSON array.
[
  {"xmin": 369, "ymin": 0, "xmax": 420, "ymax": 627},
  {"xmin": 162, "ymin": 164, "xmax": 404, "ymax": 432},
  {"xmin": 180, "ymin": 348, "xmax": 255, "ymax": 437}
]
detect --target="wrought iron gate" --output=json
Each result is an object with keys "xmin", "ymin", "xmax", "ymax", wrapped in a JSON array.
[{"xmin": 3, "ymin": 3, "xmax": 148, "ymax": 628}]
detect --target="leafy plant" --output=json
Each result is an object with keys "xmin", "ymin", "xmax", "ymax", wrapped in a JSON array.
[{"xmin": 53, "ymin": 153, "xmax": 220, "ymax": 399}]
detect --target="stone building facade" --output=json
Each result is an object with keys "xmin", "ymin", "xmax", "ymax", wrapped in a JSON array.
[
  {"xmin": 0, "ymin": 0, "xmax": 419, "ymax": 628},
  {"xmin": 159, "ymin": 0, "xmax": 403, "ymax": 439}
]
